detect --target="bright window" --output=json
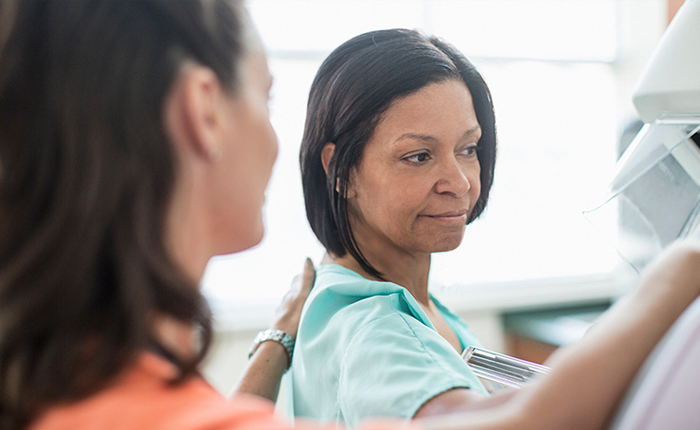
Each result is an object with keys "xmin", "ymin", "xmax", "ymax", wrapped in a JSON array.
[{"xmin": 202, "ymin": 0, "xmax": 667, "ymax": 315}]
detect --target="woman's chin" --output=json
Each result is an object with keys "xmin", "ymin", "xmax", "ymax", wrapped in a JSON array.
[
  {"xmin": 428, "ymin": 235, "xmax": 465, "ymax": 253},
  {"xmin": 221, "ymin": 224, "xmax": 265, "ymax": 255}
]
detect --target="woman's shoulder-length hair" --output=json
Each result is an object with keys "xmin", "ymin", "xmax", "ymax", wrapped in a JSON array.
[{"xmin": 0, "ymin": 1, "xmax": 246, "ymax": 428}]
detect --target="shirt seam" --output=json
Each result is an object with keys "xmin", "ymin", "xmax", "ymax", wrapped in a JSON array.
[{"xmin": 388, "ymin": 297, "xmax": 467, "ymax": 378}]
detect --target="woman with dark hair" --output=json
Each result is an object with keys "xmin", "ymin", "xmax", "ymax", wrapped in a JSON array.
[
  {"xmin": 2, "ymin": 1, "xmax": 700, "ymax": 430},
  {"xmin": 301, "ymin": 29, "xmax": 496, "ymax": 279},
  {"xmin": 291, "ymin": 29, "xmax": 497, "ymax": 426},
  {"xmin": 290, "ymin": 27, "xmax": 700, "ymax": 427},
  {"xmin": 0, "ymin": 0, "xmax": 314, "ymax": 428}
]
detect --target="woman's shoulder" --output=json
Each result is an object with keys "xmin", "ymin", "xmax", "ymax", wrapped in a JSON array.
[
  {"xmin": 308, "ymin": 264, "xmax": 423, "ymax": 325},
  {"xmin": 28, "ymin": 354, "xmax": 292, "ymax": 430},
  {"xmin": 313, "ymin": 264, "xmax": 413, "ymax": 303}
]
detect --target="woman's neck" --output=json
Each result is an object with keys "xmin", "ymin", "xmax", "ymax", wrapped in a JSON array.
[{"xmin": 327, "ymin": 251, "xmax": 432, "ymax": 306}]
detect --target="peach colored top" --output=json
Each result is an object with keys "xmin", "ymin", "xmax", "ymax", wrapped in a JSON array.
[{"xmin": 29, "ymin": 353, "xmax": 410, "ymax": 430}]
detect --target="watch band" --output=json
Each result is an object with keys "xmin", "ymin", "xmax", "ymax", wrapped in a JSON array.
[{"xmin": 248, "ymin": 329, "xmax": 295, "ymax": 368}]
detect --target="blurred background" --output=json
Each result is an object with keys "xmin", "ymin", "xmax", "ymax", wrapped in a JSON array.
[{"xmin": 200, "ymin": 0, "xmax": 685, "ymax": 393}]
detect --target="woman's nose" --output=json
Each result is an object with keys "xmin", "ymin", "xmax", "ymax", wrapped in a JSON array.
[{"xmin": 434, "ymin": 157, "xmax": 472, "ymax": 197}]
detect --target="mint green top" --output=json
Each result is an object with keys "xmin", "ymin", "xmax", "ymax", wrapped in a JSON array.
[{"xmin": 283, "ymin": 264, "xmax": 487, "ymax": 428}]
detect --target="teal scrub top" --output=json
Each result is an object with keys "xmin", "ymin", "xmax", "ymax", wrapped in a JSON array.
[{"xmin": 284, "ymin": 264, "xmax": 487, "ymax": 428}]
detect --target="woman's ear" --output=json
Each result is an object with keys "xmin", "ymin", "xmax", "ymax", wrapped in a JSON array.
[
  {"xmin": 321, "ymin": 142, "xmax": 357, "ymax": 198},
  {"xmin": 165, "ymin": 65, "xmax": 227, "ymax": 163},
  {"xmin": 321, "ymin": 142, "xmax": 335, "ymax": 176},
  {"xmin": 321, "ymin": 142, "xmax": 352, "ymax": 197}
]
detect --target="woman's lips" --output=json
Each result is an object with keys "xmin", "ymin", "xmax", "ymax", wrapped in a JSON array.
[{"xmin": 422, "ymin": 210, "xmax": 468, "ymax": 222}]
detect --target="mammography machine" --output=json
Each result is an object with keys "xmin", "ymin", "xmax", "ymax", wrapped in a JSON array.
[
  {"xmin": 585, "ymin": 0, "xmax": 700, "ymax": 272},
  {"xmin": 603, "ymin": 0, "xmax": 700, "ymax": 428}
]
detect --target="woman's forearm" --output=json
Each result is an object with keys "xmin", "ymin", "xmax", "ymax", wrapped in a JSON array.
[
  {"xmin": 233, "ymin": 341, "xmax": 290, "ymax": 402},
  {"xmin": 418, "ymin": 240, "xmax": 700, "ymax": 430},
  {"xmin": 526, "ymin": 241, "xmax": 700, "ymax": 429},
  {"xmin": 231, "ymin": 258, "xmax": 316, "ymax": 402}
]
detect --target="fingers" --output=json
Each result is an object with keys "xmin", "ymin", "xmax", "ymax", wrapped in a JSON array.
[
  {"xmin": 282, "ymin": 259, "xmax": 316, "ymax": 300},
  {"xmin": 269, "ymin": 258, "xmax": 318, "ymax": 336},
  {"xmin": 288, "ymin": 258, "xmax": 316, "ymax": 293},
  {"xmin": 301, "ymin": 257, "xmax": 316, "ymax": 291}
]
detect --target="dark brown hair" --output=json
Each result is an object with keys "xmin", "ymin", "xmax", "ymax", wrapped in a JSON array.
[
  {"xmin": 0, "ymin": 0, "xmax": 245, "ymax": 428},
  {"xmin": 300, "ymin": 29, "xmax": 497, "ymax": 279}
]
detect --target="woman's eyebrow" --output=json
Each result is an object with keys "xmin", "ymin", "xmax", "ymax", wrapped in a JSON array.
[
  {"xmin": 462, "ymin": 125, "xmax": 481, "ymax": 138},
  {"xmin": 393, "ymin": 125, "xmax": 481, "ymax": 145},
  {"xmin": 393, "ymin": 133, "xmax": 438, "ymax": 144}
]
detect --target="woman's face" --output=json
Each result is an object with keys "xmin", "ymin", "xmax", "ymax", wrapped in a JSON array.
[
  {"xmin": 346, "ymin": 79, "xmax": 481, "ymax": 259},
  {"xmin": 215, "ymin": 48, "xmax": 278, "ymax": 254}
]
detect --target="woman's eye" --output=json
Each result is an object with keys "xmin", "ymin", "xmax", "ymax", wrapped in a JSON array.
[
  {"xmin": 459, "ymin": 145, "xmax": 479, "ymax": 157},
  {"xmin": 404, "ymin": 152, "xmax": 430, "ymax": 163}
]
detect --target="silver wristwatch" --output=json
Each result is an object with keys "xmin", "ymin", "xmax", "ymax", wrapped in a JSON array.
[{"xmin": 248, "ymin": 329, "xmax": 295, "ymax": 368}]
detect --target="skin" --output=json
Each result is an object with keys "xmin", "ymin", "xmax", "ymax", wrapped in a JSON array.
[
  {"xmin": 164, "ymin": 49, "xmax": 278, "ymax": 283},
  {"xmin": 158, "ymin": 24, "xmax": 315, "ymax": 402},
  {"xmin": 324, "ymin": 79, "xmax": 482, "ymax": 380},
  {"xmin": 417, "ymin": 241, "xmax": 700, "ymax": 430},
  {"xmin": 233, "ymin": 257, "xmax": 316, "ymax": 401}
]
